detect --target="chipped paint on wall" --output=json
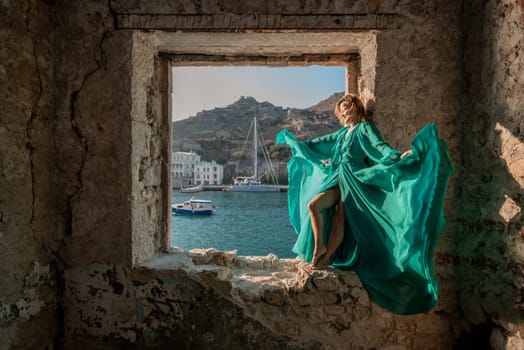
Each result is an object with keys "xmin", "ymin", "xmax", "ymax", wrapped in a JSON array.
[{"xmin": 0, "ymin": 261, "xmax": 52, "ymax": 325}]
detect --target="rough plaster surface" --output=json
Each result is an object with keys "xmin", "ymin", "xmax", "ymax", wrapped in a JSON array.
[
  {"xmin": 64, "ymin": 250, "xmax": 456, "ymax": 349},
  {"xmin": 457, "ymin": 1, "xmax": 524, "ymax": 348},
  {"xmin": 2, "ymin": 0, "xmax": 524, "ymax": 348},
  {"xmin": 64, "ymin": 252, "xmax": 321, "ymax": 349},
  {"xmin": 0, "ymin": 262, "xmax": 55, "ymax": 350},
  {"xmin": 53, "ymin": 2, "xmax": 134, "ymax": 267},
  {"xmin": 0, "ymin": 1, "xmax": 57, "ymax": 349}
]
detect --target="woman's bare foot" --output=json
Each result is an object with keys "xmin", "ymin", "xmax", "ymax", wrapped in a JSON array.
[
  {"xmin": 316, "ymin": 253, "xmax": 331, "ymax": 268},
  {"xmin": 309, "ymin": 246, "xmax": 327, "ymax": 269}
]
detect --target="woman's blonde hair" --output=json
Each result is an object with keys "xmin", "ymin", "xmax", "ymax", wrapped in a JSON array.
[{"xmin": 334, "ymin": 93, "xmax": 368, "ymax": 123}]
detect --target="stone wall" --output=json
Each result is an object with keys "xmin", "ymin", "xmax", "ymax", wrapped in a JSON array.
[
  {"xmin": 53, "ymin": 1, "xmax": 134, "ymax": 267},
  {"xmin": 63, "ymin": 250, "xmax": 455, "ymax": 350},
  {"xmin": 0, "ymin": 1, "xmax": 57, "ymax": 349},
  {"xmin": 54, "ymin": 1, "xmax": 465, "ymax": 348},
  {"xmin": 457, "ymin": 0, "xmax": 524, "ymax": 348},
  {"xmin": 1, "ymin": 0, "xmax": 523, "ymax": 349}
]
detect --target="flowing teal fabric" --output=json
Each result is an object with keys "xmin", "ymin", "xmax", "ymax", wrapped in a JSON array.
[{"xmin": 276, "ymin": 122, "xmax": 453, "ymax": 315}]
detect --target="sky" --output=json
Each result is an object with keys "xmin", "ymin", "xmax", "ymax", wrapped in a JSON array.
[{"xmin": 171, "ymin": 65, "xmax": 346, "ymax": 121}]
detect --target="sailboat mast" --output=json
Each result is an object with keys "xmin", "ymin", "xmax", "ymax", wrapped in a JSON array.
[{"xmin": 253, "ymin": 116, "xmax": 258, "ymax": 179}]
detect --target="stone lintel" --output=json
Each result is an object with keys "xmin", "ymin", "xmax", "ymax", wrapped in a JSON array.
[
  {"xmin": 111, "ymin": 0, "xmax": 401, "ymax": 15},
  {"xmin": 161, "ymin": 53, "xmax": 360, "ymax": 66},
  {"xmin": 117, "ymin": 14, "xmax": 400, "ymax": 30}
]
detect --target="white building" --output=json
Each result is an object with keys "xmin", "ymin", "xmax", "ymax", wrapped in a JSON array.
[
  {"xmin": 195, "ymin": 161, "xmax": 224, "ymax": 185},
  {"xmin": 172, "ymin": 151, "xmax": 200, "ymax": 188}
]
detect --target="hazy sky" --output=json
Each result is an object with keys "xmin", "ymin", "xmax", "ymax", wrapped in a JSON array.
[{"xmin": 171, "ymin": 66, "xmax": 346, "ymax": 121}]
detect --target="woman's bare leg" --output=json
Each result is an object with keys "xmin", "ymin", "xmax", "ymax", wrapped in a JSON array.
[
  {"xmin": 317, "ymin": 199, "xmax": 345, "ymax": 267},
  {"xmin": 307, "ymin": 187, "xmax": 340, "ymax": 267}
]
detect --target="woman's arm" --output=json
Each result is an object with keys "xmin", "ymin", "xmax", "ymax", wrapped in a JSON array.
[
  {"xmin": 360, "ymin": 122, "xmax": 402, "ymax": 165},
  {"xmin": 276, "ymin": 128, "xmax": 342, "ymax": 165},
  {"xmin": 304, "ymin": 129, "xmax": 344, "ymax": 159},
  {"xmin": 305, "ymin": 130, "xmax": 340, "ymax": 146}
]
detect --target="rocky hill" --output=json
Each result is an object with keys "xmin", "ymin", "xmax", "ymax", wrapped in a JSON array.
[{"xmin": 172, "ymin": 92, "xmax": 344, "ymax": 164}]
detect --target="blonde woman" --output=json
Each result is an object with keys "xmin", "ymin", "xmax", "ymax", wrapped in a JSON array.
[{"xmin": 277, "ymin": 93, "xmax": 453, "ymax": 315}]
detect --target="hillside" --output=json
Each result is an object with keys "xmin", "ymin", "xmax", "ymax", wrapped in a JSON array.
[{"xmin": 172, "ymin": 92, "xmax": 343, "ymax": 164}]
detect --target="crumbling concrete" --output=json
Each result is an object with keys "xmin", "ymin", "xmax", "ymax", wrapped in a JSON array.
[{"xmin": 63, "ymin": 249, "xmax": 456, "ymax": 349}]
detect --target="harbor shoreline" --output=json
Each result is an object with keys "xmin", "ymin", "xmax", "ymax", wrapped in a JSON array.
[{"xmin": 201, "ymin": 185, "xmax": 288, "ymax": 192}]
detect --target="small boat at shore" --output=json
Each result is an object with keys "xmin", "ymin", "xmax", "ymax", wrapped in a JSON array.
[
  {"xmin": 180, "ymin": 184, "xmax": 203, "ymax": 193},
  {"xmin": 171, "ymin": 198, "xmax": 215, "ymax": 215},
  {"xmin": 225, "ymin": 176, "xmax": 280, "ymax": 192}
]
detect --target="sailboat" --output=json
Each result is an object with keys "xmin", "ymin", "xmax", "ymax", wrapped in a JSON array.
[{"xmin": 225, "ymin": 117, "xmax": 280, "ymax": 192}]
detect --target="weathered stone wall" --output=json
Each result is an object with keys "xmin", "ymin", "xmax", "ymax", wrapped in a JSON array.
[
  {"xmin": 457, "ymin": 0, "xmax": 524, "ymax": 348},
  {"xmin": 53, "ymin": 1, "xmax": 465, "ymax": 349},
  {"xmin": 64, "ymin": 250, "xmax": 457, "ymax": 350},
  {"xmin": 0, "ymin": 1, "xmax": 57, "ymax": 349},
  {"xmin": 130, "ymin": 34, "xmax": 171, "ymax": 265},
  {"xmin": 53, "ymin": 1, "xmax": 134, "ymax": 267},
  {"xmin": 2, "ymin": 0, "xmax": 523, "ymax": 349},
  {"xmin": 372, "ymin": 9, "xmax": 465, "ymax": 346}
]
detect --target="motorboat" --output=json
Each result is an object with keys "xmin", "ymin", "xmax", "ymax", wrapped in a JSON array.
[{"xmin": 171, "ymin": 198, "xmax": 215, "ymax": 215}]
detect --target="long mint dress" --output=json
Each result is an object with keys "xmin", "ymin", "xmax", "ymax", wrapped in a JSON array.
[{"xmin": 276, "ymin": 121, "xmax": 453, "ymax": 315}]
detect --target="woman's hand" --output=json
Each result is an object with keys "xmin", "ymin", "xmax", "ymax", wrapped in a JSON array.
[{"xmin": 400, "ymin": 149, "xmax": 413, "ymax": 159}]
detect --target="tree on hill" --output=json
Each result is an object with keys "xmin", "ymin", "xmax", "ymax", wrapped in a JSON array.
[{"xmin": 269, "ymin": 144, "xmax": 291, "ymax": 161}]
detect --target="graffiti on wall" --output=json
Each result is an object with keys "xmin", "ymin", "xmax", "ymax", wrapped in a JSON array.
[
  {"xmin": 435, "ymin": 252, "xmax": 524, "ymax": 273},
  {"xmin": 455, "ymin": 218, "xmax": 523, "ymax": 238},
  {"xmin": 435, "ymin": 218, "xmax": 524, "ymax": 273}
]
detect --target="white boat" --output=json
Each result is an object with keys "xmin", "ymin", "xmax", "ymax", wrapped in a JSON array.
[
  {"xmin": 180, "ymin": 184, "xmax": 204, "ymax": 193},
  {"xmin": 228, "ymin": 176, "xmax": 280, "ymax": 192},
  {"xmin": 171, "ymin": 198, "xmax": 215, "ymax": 215},
  {"xmin": 225, "ymin": 117, "xmax": 280, "ymax": 192}
]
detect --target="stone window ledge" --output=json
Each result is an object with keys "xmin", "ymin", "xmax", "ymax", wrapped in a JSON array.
[{"xmin": 140, "ymin": 248, "xmax": 371, "ymax": 310}]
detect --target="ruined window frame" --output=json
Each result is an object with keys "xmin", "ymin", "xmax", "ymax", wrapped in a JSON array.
[{"xmin": 130, "ymin": 32, "xmax": 379, "ymax": 266}]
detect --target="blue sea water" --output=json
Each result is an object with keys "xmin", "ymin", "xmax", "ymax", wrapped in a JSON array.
[{"xmin": 171, "ymin": 191, "xmax": 297, "ymax": 259}]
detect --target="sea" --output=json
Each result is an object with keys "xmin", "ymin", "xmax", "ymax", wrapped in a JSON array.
[{"xmin": 171, "ymin": 190, "xmax": 298, "ymax": 259}]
